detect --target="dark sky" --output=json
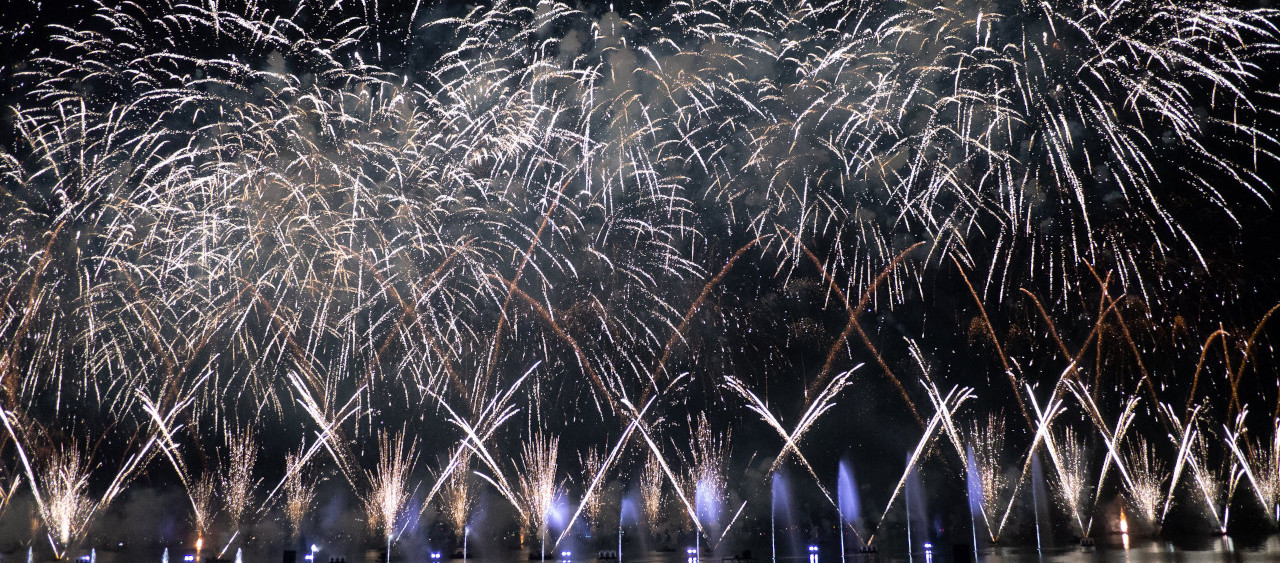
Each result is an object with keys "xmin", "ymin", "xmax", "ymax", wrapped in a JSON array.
[{"xmin": 1, "ymin": 0, "xmax": 1279, "ymax": 548}]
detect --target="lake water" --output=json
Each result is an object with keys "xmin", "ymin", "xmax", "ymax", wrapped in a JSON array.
[{"xmin": 14, "ymin": 535, "xmax": 1280, "ymax": 563}]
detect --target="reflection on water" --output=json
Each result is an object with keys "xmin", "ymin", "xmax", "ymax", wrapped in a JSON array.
[{"xmin": 7, "ymin": 536, "xmax": 1280, "ymax": 563}]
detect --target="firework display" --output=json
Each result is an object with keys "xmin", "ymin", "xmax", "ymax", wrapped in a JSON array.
[{"xmin": 1, "ymin": 0, "xmax": 1279, "ymax": 559}]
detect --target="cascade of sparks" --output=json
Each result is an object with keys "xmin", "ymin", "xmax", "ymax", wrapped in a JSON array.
[
  {"xmin": 965, "ymin": 412, "xmax": 1008, "ymax": 540},
  {"xmin": 36, "ymin": 447, "xmax": 91, "ymax": 555},
  {"xmin": 515, "ymin": 430, "xmax": 561, "ymax": 549},
  {"xmin": 1048, "ymin": 426, "xmax": 1092, "ymax": 537},
  {"xmin": 439, "ymin": 453, "xmax": 476, "ymax": 541},
  {"xmin": 219, "ymin": 430, "xmax": 260, "ymax": 533},
  {"xmin": 1121, "ymin": 435, "xmax": 1167, "ymax": 530},
  {"xmin": 189, "ymin": 471, "xmax": 217, "ymax": 541},
  {"xmin": 362, "ymin": 430, "xmax": 420, "ymax": 544},
  {"xmin": 0, "ymin": 0, "xmax": 1278, "ymax": 551},
  {"xmin": 640, "ymin": 450, "xmax": 665, "ymax": 528},
  {"xmin": 282, "ymin": 450, "xmax": 318, "ymax": 541},
  {"xmin": 578, "ymin": 446, "xmax": 607, "ymax": 534}
]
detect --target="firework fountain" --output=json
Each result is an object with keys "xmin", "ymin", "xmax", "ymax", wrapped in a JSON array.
[
  {"xmin": 639, "ymin": 452, "xmax": 664, "ymax": 538},
  {"xmin": 965, "ymin": 414, "xmax": 1008, "ymax": 542},
  {"xmin": 282, "ymin": 450, "xmax": 318, "ymax": 543},
  {"xmin": 515, "ymin": 431, "xmax": 560, "ymax": 561},
  {"xmin": 439, "ymin": 454, "xmax": 476, "ymax": 557},
  {"xmin": 578, "ymin": 447, "xmax": 606, "ymax": 541},
  {"xmin": 362, "ymin": 431, "xmax": 419, "ymax": 563},
  {"xmin": 685, "ymin": 414, "xmax": 731, "ymax": 555},
  {"xmin": 217, "ymin": 430, "xmax": 260, "ymax": 556}
]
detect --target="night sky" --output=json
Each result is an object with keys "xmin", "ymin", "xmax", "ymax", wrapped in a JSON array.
[{"xmin": 1, "ymin": 0, "xmax": 1280, "ymax": 555}]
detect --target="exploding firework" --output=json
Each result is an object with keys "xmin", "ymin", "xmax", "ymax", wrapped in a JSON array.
[
  {"xmin": 0, "ymin": 0, "xmax": 1278, "ymax": 551},
  {"xmin": 0, "ymin": 0, "xmax": 1271, "ymax": 442},
  {"xmin": 864, "ymin": 0, "xmax": 1279, "ymax": 297}
]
